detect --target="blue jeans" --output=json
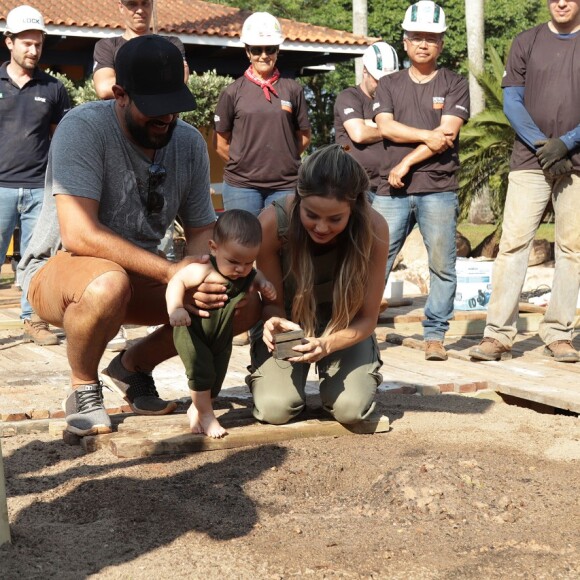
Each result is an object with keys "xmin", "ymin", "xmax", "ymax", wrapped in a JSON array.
[
  {"xmin": 222, "ymin": 183, "xmax": 294, "ymax": 216},
  {"xmin": 0, "ymin": 187, "xmax": 44, "ymax": 319},
  {"xmin": 372, "ymin": 191, "xmax": 459, "ymax": 340}
]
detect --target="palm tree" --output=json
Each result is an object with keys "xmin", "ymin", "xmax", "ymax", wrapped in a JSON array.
[{"xmin": 458, "ymin": 45, "xmax": 514, "ymax": 229}]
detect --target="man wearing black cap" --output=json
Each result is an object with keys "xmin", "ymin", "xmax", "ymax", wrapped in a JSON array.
[{"xmin": 19, "ymin": 36, "xmax": 222, "ymax": 437}]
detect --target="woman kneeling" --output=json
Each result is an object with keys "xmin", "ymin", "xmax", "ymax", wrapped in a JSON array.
[{"xmin": 249, "ymin": 144, "xmax": 389, "ymax": 425}]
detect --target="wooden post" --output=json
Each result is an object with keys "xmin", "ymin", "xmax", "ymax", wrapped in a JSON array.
[
  {"xmin": 0, "ymin": 439, "xmax": 11, "ymax": 545},
  {"xmin": 353, "ymin": 0, "xmax": 368, "ymax": 85}
]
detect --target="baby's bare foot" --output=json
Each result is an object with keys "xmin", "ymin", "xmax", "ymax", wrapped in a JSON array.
[
  {"xmin": 187, "ymin": 404, "xmax": 204, "ymax": 434},
  {"xmin": 187, "ymin": 405, "xmax": 227, "ymax": 438},
  {"xmin": 200, "ymin": 412, "xmax": 227, "ymax": 438}
]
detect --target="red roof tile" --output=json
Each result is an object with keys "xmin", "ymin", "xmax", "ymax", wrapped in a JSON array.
[{"xmin": 0, "ymin": 0, "xmax": 375, "ymax": 46}]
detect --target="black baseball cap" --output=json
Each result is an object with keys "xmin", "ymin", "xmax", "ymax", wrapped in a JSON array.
[{"xmin": 114, "ymin": 35, "xmax": 196, "ymax": 117}]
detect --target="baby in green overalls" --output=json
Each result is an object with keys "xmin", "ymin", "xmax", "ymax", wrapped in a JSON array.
[{"xmin": 166, "ymin": 209, "xmax": 276, "ymax": 438}]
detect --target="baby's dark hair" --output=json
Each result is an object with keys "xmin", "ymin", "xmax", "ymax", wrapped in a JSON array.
[{"xmin": 213, "ymin": 209, "xmax": 262, "ymax": 247}]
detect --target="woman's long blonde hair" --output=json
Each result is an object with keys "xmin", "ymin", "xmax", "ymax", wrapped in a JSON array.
[{"xmin": 286, "ymin": 144, "xmax": 374, "ymax": 337}]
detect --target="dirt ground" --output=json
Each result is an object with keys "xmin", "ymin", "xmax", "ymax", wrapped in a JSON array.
[{"xmin": 1, "ymin": 390, "xmax": 579, "ymax": 580}]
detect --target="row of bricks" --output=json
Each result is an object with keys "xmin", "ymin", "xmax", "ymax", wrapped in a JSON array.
[
  {"xmin": 0, "ymin": 383, "xmax": 492, "ymax": 423},
  {"xmin": 384, "ymin": 381, "xmax": 491, "ymax": 396},
  {"xmin": 1, "ymin": 405, "xmax": 134, "ymax": 422}
]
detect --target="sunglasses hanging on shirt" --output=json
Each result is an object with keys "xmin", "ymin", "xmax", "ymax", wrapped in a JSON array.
[{"xmin": 146, "ymin": 163, "xmax": 166, "ymax": 214}]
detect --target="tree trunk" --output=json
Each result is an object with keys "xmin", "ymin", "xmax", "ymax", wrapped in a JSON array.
[
  {"xmin": 353, "ymin": 0, "xmax": 368, "ymax": 85},
  {"xmin": 465, "ymin": 0, "xmax": 485, "ymax": 116}
]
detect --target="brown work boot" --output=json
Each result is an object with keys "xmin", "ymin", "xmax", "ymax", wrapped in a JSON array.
[
  {"xmin": 544, "ymin": 340, "xmax": 579, "ymax": 363},
  {"xmin": 469, "ymin": 337, "xmax": 511, "ymax": 361},
  {"xmin": 23, "ymin": 315, "xmax": 60, "ymax": 346},
  {"xmin": 425, "ymin": 340, "xmax": 448, "ymax": 361}
]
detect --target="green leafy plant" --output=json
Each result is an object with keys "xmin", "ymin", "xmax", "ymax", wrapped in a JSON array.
[
  {"xmin": 181, "ymin": 70, "xmax": 234, "ymax": 129},
  {"xmin": 45, "ymin": 69, "xmax": 232, "ymax": 128},
  {"xmin": 45, "ymin": 70, "xmax": 98, "ymax": 106},
  {"xmin": 71, "ymin": 78, "xmax": 98, "ymax": 106},
  {"xmin": 458, "ymin": 45, "xmax": 514, "ymax": 223}
]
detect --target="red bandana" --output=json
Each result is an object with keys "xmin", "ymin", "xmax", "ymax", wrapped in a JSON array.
[{"xmin": 244, "ymin": 66, "xmax": 280, "ymax": 101}]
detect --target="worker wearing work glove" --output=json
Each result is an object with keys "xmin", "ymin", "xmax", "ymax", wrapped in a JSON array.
[
  {"xmin": 545, "ymin": 157, "xmax": 573, "ymax": 177},
  {"xmin": 534, "ymin": 138, "xmax": 569, "ymax": 169}
]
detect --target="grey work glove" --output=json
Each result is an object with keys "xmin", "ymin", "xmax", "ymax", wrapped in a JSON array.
[
  {"xmin": 534, "ymin": 138, "xmax": 568, "ymax": 169},
  {"xmin": 546, "ymin": 157, "xmax": 573, "ymax": 178}
]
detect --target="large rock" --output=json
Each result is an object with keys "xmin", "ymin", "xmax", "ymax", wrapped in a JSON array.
[
  {"xmin": 456, "ymin": 232, "xmax": 471, "ymax": 257},
  {"xmin": 522, "ymin": 262, "xmax": 554, "ymax": 292},
  {"xmin": 528, "ymin": 239, "xmax": 553, "ymax": 266},
  {"xmin": 397, "ymin": 228, "xmax": 427, "ymax": 267}
]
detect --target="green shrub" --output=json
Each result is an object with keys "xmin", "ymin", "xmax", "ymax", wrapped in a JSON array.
[
  {"xmin": 181, "ymin": 70, "xmax": 234, "ymax": 129},
  {"xmin": 45, "ymin": 69, "xmax": 232, "ymax": 128}
]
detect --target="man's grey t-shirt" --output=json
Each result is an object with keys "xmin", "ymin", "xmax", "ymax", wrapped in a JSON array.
[{"xmin": 19, "ymin": 100, "xmax": 214, "ymax": 294}]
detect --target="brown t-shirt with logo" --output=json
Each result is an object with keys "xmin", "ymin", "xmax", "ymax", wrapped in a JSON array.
[
  {"xmin": 502, "ymin": 23, "xmax": 580, "ymax": 171},
  {"xmin": 374, "ymin": 68, "xmax": 469, "ymax": 196},
  {"xmin": 214, "ymin": 76, "xmax": 310, "ymax": 190},
  {"xmin": 334, "ymin": 86, "xmax": 385, "ymax": 192}
]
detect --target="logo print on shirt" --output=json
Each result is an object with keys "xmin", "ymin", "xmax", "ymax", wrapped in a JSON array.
[
  {"xmin": 35, "ymin": 96, "xmax": 47, "ymax": 103},
  {"xmin": 343, "ymin": 107, "xmax": 355, "ymax": 115},
  {"xmin": 373, "ymin": 102, "xmax": 380, "ymax": 110},
  {"xmin": 281, "ymin": 100, "xmax": 293, "ymax": 113},
  {"xmin": 214, "ymin": 114, "xmax": 221, "ymax": 122},
  {"xmin": 432, "ymin": 96, "xmax": 444, "ymax": 110}
]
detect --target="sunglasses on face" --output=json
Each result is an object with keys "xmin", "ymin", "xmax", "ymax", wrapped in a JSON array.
[
  {"xmin": 248, "ymin": 46, "xmax": 278, "ymax": 56},
  {"xmin": 146, "ymin": 163, "xmax": 166, "ymax": 214}
]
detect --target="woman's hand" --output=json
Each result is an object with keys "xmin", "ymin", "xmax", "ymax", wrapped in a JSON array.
[
  {"xmin": 263, "ymin": 316, "xmax": 302, "ymax": 351},
  {"xmin": 287, "ymin": 337, "xmax": 330, "ymax": 364}
]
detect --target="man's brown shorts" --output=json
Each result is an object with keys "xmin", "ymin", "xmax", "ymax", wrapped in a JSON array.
[{"xmin": 28, "ymin": 251, "xmax": 169, "ymax": 327}]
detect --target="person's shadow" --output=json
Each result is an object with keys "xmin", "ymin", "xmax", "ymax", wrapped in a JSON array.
[{"xmin": 1, "ymin": 443, "xmax": 287, "ymax": 577}]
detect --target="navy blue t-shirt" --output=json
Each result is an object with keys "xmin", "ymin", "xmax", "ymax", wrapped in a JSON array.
[{"xmin": 0, "ymin": 63, "xmax": 71, "ymax": 188}]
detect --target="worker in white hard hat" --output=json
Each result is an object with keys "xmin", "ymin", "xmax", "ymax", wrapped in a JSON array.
[
  {"xmin": 214, "ymin": 11, "xmax": 311, "ymax": 217},
  {"xmin": 373, "ymin": 0, "xmax": 470, "ymax": 362},
  {"xmin": 213, "ymin": 11, "xmax": 311, "ymax": 345},
  {"xmin": 0, "ymin": 5, "xmax": 70, "ymax": 346},
  {"xmin": 334, "ymin": 42, "xmax": 399, "ymax": 196}
]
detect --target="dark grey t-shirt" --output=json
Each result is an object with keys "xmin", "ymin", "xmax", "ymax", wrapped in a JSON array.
[
  {"xmin": 93, "ymin": 35, "xmax": 186, "ymax": 73},
  {"xmin": 502, "ymin": 23, "xmax": 580, "ymax": 171},
  {"xmin": 19, "ymin": 100, "xmax": 214, "ymax": 294},
  {"xmin": 214, "ymin": 76, "xmax": 310, "ymax": 190},
  {"xmin": 374, "ymin": 68, "xmax": 469, "ymax": 195},
  {"xmin": 334, "ymin": 85, "xmax": 385, "ymax": 192}
]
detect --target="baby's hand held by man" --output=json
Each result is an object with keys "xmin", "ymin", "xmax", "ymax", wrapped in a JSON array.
[{"xmin": 169, "ymin": 307, "xmax": 191, "ymax": 327}]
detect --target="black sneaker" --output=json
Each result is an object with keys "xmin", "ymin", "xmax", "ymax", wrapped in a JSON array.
[
  {"xmin": 63, "ymin": 383, "xmax": 112, "ymax": 436},
  {"xmin": 101, "ymin": 351, "xmax": 177, "ymax": 415}
]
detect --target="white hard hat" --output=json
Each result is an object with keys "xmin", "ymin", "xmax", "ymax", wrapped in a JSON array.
[
  {"xmin": 402, "ymin": 1, "xmax": 447, "ymax": 34},
  {"xmin": 362, "ymin": 42, "xmax": 399, "ymax": 80},
  {"xmin": 4, "ymin": 5, "xmax": 46, "ymax": 35},
  {"xmin": 240, "ymin": 12, "xmax": 285, "ymax": 46}
]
